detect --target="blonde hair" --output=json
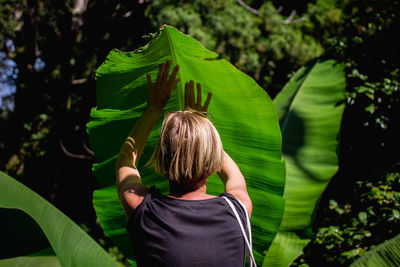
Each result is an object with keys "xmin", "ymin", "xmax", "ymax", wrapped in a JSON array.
[{"xmin": 149, "ymin": 110, "xmax": 224, "ymax": 191}]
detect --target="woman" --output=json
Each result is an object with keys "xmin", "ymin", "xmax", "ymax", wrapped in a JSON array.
[{"xmin": 116, "ymin": 60, "xmax": 253, "ymax": 266}]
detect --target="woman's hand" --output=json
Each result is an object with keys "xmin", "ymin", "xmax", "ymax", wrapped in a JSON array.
[
  {"xmin": 146, "ymin": 60, "xmax": 180, "ymax": 111},
  {"xmin": 184, "ymin": 80, "xmax": 212, "ymax": 112}
]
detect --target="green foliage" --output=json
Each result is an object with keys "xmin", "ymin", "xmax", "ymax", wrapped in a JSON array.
[
  {"xmin": 331, "ymin": 0, "xmax": 399, "ymax": 172},
  {"xmin": 0, "ymin": 0, "xmax": 152, "ymax": 184},
  {"xmin": 306, "ymin": 0, "xmax": 347, "ymax": 44},
  {"xmin": 346, "ymin": 69, "xmax": 400, "ymax": 130},
  {"xmin": 0, "ymin": 2, "xmax": 154, "ymax": 256},
  {"xmin": 0, "ymin": 1, "xmax": 22, "ymax": 47},
  {"xmin": 145, "ymin": 0, "xmax": 323, "ymax": 94},
  {"xmin": 287, "ymin": 1, "xmax": 400, "ymax": 264},
  {"xmin": 4, "ymin": 113, "xmax": 51, "ymax": 179},
  {"xmin": 306, "ymin": 0, "xmax": 400, "ymax": 162},
  {"xmin": 263, "ymin": 59, "xmax": 345, "ymax": 266},
  {"xmin": 87, "ymin": 25, "xmax": 285, "ymax": 265},
  {"xmin": 0, "ymin": 171, "xmax": 120, "ymax": 267},
  {"xmin": 294, "ymin": 172, "xmax": 400, "ymax": 266}
]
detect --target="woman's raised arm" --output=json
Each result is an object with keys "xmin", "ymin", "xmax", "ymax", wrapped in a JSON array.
[
  {"xmin": 116, "ymin": 60, "xmax": 180, "ymax": 218},
  {"xmin": 218, "ymin": 151, "xmax": 252, "ymax": 217}
]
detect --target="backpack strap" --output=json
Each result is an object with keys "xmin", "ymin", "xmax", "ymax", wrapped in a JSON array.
[{"xmin": 223, "ymin": 196, "xmax": 257, "ymax": 267}]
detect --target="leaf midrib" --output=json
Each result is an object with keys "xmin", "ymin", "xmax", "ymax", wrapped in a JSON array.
[{"xmin": 165, "ymin": 27, "xmax": 184, "ymax": 110}]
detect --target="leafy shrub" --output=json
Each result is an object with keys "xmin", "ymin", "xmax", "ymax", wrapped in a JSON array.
[{"xmin": 292, "ymin": 172, "xmax": 400, "ymax": 266}]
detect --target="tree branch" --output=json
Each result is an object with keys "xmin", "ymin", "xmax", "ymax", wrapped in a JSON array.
[
  {"xmin": 82, "ymin": 141, "xmax": 95, "ymax": 156},
  {"xmin": 236, "ymin": 0, "xmax": 260, "ymax": 16},
  {"xmin": 235, "ymin": 1, "xmax": 306, "ymax": 24},
  {"xmin": 292, "ymin": 17, "xmax": 307, "ymax": 23},
  {"xmin": 72, "ymin": 0, "xmax": 89, "ymax": 31},
  {"xmin": 282, "ymin": 10, "xmax": 296, "ymax": 24},
  {"xmin": 72, "ymin": 0, "xmax": 89, "ymax": 15},
  {"xmin": 282, "ymin": 9, "xmax": 306, "ymax": 24},
  {"xmin": 59, "ymin": 140, "xmax": 94, "ymax": 160}
]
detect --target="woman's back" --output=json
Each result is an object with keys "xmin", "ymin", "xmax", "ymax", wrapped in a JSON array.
[{"xmin": 127, "ymin": 187, "xmax": 247, "ymax": 267}]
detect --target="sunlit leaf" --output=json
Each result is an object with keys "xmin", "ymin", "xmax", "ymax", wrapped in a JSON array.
[
  {"xmin": 263, "ymin": 60, "xmax": 345, "ymax": 266},
  {"xmin": 358, "ymin": 211, "xmax": 368, "ymax": 225},
  {"xmin": 393, "ymin": 209, "xmax": 400, "ymax": 219},
  {"xmin": 87, "ymin": 25, "xmax": 285, "ymax": 265},
  {"xmin": 0, "ymin": 256, "xmax": 61, "ymax": 267}
]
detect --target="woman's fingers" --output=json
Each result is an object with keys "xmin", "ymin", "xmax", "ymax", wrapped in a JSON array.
[
  {"xmin": 161, "ymin": 60, "xmax": 171, "ymax": 86},
  {"xmin": 203, "ymin": 92, "xmax": 212, "ymax": 111},
  {"xmin": 155, "ymin": 63, "xmax": 165, "ymax": 86},
  {"xmin": 184, "ymin": 82, "xmax": 189, "ymax": 108},
  {"xmin": 196, "ymin": 83, "xmax": 212, "ymax": 111},
  {"xmin": 170, "ymin": 78, "xmax": 180, "ymax": 94},
  {"xmin": 146, "ymin": 74, "xmax": 153, "ymax": 88},
  {"xmin": 147, "ymin": 61, "xmax": 181, "ymax": 110},
  {"xmin": 189, "ymin": 80, "xmax": 195, "ymax": 107},
  {"xmin": 196, "ymin": 83, "xmax": 202, "ymax": 108},
  {"xmin": 183, "ymin": 80, "xmax": 212, "ymax": 111},
  {"xmin": 168, "ymin": 64, "xmax": 180, "ymax": 85},
  {"xmin": 153, "ymin": 61, "xmax": 180, "ymax": 90}
]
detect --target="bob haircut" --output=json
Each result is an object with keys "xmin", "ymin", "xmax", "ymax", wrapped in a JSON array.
[{"xmin": 149, "ymin": 109, "xmax": 224, "ymax": 191}]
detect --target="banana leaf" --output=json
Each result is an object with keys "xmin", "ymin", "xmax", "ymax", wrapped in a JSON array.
[
  {"xmin": 263, "ymin": 60, "xmax": 345, "ymax": 266},
  {"xmin": 350, "ymin": 233, "xmax": 400, "ymax": 267},
  {"xmin": 86, "ymin": 25, "xmax": 285, "ymax": 265},
  {"xmin": 0, "ymin": 256, "xmax": 61, "ymax": 267},
  {"xmin": 0, "ymin": 171, "xmax": 119, "ymax": 267},
  {"xmin": 0, "ymin": 247, "xmax": 60, "ymax": 267}
]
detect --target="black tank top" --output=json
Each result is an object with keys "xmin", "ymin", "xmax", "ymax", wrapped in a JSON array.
[{"xmin": 126, "ymin": 186, "xmax": 247, "ymax": 267}]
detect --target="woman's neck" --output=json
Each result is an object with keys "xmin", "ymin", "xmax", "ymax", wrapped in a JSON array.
[{"xmin": 168, "ymin": 182, "xmax": 216, "ymax": 200}]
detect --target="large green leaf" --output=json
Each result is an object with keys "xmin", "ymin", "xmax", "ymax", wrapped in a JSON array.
[
  {"xmin": 350, "ymin": 234, "xmax": 400, "ymax": 267},
  {"xmin": 0, "ymin": 256, "xmax": 61, "ymax": 267},
  {"xmin": 263, "ymin": 60, "xmax": 345, "ymax": 266},
  {"xmin": 0, "ymin": 171, "xmax": 120, "ymax": 267},
  {"xmin": 87, "ymin": 25, "xmax": 285, "ymax": 265}
]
